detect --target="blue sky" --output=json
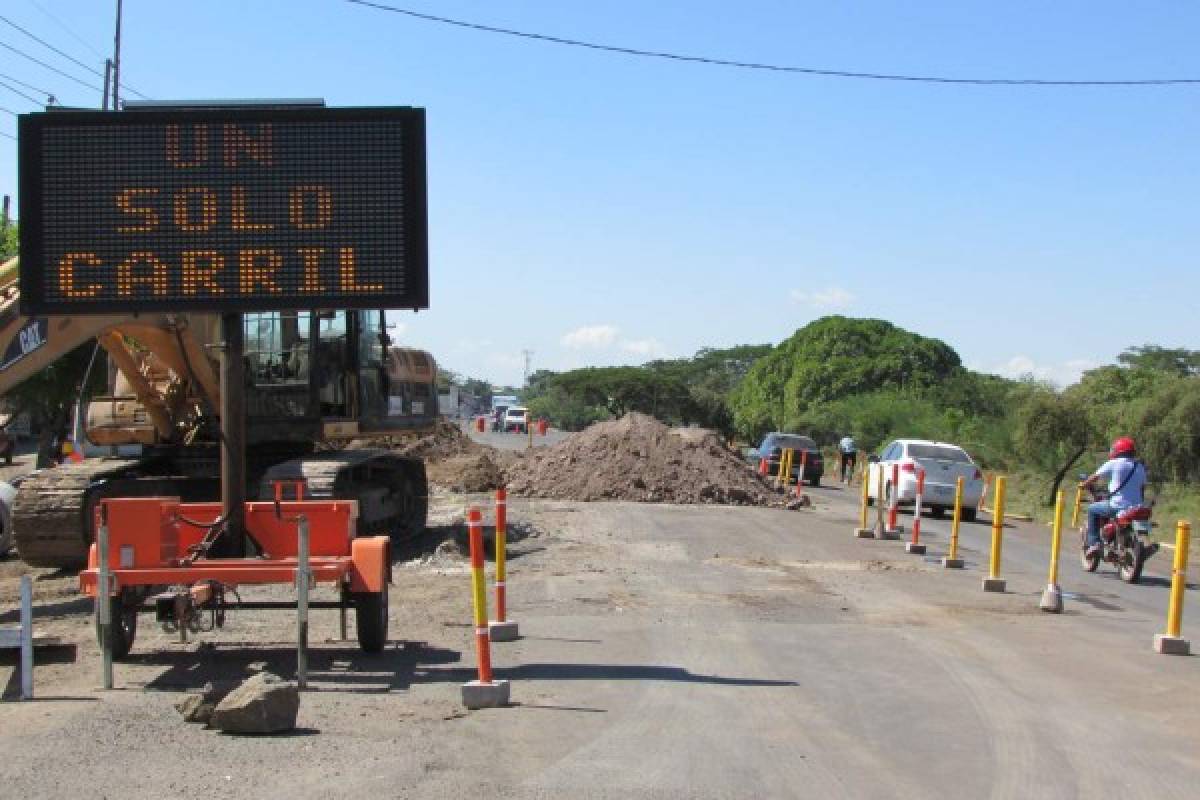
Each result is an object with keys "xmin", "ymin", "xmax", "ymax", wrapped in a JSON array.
[{"xmin": 1, "ymin": 1, "xmax": 1197, "ymax": 387}]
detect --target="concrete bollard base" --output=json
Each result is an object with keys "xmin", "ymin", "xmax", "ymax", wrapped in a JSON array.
[
  {"xmin": 853, "ymin": 527, "xmax": 874, "ymax": 539},
  {"xmin": 488, "ymin": 620, "xmax": 520, "ymax": 642},
  {"xmin": 1039, "ymin": 585, "xmax": 1064, "ymax": 613},
  {"xmin": 1153, "ymin": 635, "xmax": 1191, "ymax": 656},
  {"xmin": 982, "ymin": 577, "xmax": 1007, "ymax": 593},
  {"xmin": 461, "ymin": 679, "xmax": 511, "ymax": 709},
  {"xmin": 905, "ymin": 543, "xmax": 926, "ymax": 555},
  {"xmin": 941, "ymin": 557, "xmax": 964, "ymax": 569}
]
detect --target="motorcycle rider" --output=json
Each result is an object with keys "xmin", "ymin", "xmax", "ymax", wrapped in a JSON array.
[{"xmin": 1081, "ymin": 436, "xmax": 1147, "ymax": 558}]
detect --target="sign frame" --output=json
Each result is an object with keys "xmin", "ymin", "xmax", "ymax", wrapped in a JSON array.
[{"xmin": 18, "ymin": 105, "xmax": 428, "ymax": 315}]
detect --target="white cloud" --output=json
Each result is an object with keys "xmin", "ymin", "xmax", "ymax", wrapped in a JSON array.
[
  {"xmin": 991, "ymin": 356, "xmax": 1098, "ymax": 387},
  {"xmin": 560, "ymin": 324, "xmax": 619, "ymax": 349},
  {"xmin": 620, "ymin": 338, "xmax": 665, "ymax": 357},
  {"xmin": 790, "ymin": 286, "xmax": 855, "ymax": 309}
]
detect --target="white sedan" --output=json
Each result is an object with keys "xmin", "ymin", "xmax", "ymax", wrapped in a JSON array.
[{"xmin": 866, "ymin": 439, "xmax": 984, "ymax": 521}]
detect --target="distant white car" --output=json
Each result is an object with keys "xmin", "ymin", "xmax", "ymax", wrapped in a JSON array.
[
  {"xmin": 866, "ymin": 439, "xmax": 983, "ymax": 521},
  {"xmin": 504, "ymin": 406, "xmax": 530, "ymax": 433},
  {"xmin": 0, "ymin": 479, "xmax": 16, "ymax": 556}
]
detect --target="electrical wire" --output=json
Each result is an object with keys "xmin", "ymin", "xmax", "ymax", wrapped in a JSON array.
[
  {"xmin": 0, "ymin": 13, "xmax": 147, "ymax": 99},
  {"xmin": 0, "ymin": 39, "xmax": 99, "ymax": 92},
  {"xmin": 0, "ymin": 70, "xmax": 54, "ymax": 99},
  {"xmin": 0, "ymin": 131, "xmax": 14, "ymax": 140},
  {"xmin": 344, "ymin": 0, "xmax": 1200, "ymax": 87},
  {"xmin": 26, "ymin": 0, "xmax": 107, "ymax": 60},
  {"xmin": 0, "ymin": 106, "xmax": 17, "ymax": 116},
  {"xmin": 0, "ymin": 79, "xmax": 41, "ymax": 105}
]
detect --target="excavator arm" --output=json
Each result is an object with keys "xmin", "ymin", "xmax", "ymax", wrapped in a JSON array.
[{"xmin": 0, "ymin": 256, "xmax": 220, "ymax": 445}]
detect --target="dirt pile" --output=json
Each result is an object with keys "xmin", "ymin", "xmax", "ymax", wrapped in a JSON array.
[
  {"xmin": 426, "ymin": 451, "xmax": 507, "ymax": 493},
  {"xmin": 505, "ymin": 413, "xmax": 781, "ymax": 506},
  {"xmin": 351, "ymin": 418, "xmax": 484, "ymax": 460}
]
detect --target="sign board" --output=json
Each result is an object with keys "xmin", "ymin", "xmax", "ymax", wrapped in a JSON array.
[
  {"xmin": 18, "ymin": 106, "xmax": 428, "ymax": 314},
  {"xmin": 0, "ymin": 318, "xmax": 47, "ymax": 371}
]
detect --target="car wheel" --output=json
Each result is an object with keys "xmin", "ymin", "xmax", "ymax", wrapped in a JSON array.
[
  {"xmin": 961, "ymin": 507, "xmax": 977, "ymax": 523},
  {"xmin": 809, "ymin": 475, "xmax": 820, "ymax": 488},
  {"xmin": 930, "ymin": 506, "xmax": 945, "ymax": 519}
]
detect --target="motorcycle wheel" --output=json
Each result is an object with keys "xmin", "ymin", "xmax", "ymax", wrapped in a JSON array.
[
  {"xmin": 1080, "ymin": 531, "xmax": 1100, "ymax": 572},
  {"xmin": 1118, "ymin": 538, "xmax": 1145, "ymax": 584}
]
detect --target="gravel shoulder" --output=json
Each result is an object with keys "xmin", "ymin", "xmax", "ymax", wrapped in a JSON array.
[{"xmin": 2, "ymin": 484, "xmax": 1197, "ymax": 798}]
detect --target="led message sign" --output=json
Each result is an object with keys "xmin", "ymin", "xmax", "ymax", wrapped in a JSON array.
[{"xmin": 18, "ymin": 106, "xmax": 427, "ymax": 314}]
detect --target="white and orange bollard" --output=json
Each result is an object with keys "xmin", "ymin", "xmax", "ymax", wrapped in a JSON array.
[
  {"xmin": 906, "ymin": 468, "xmax": 927, "ymax": 555},
  {"xmin": 879, "ymin": 463, "xmax": 903, "ymax": 539},
  {"xmin": 461, "ymin": 507, "xmax": 510, "ymax": 709},
  {"xmin": 489, "ymin": 488, "xmax": 519, "ymax": 642},
  {"xmin": 796, "ymin": 450, "xmax": 808, "ymax": 498}
]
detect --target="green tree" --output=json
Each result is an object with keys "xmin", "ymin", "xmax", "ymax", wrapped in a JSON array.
[
  {"xmin": 3, "ymin": 341, "xmax": 105, "ymax": 467},
  {"xmin": 1117, "ymin": 345, "xmax": 1200, "ymax": 376},
  {"xmin": 1, "ymin": 221, "xmax": 16, "ymax": 259},
  {"xmin": 731, "ymin": 316, "xmax": 961, "ymax": 440}
]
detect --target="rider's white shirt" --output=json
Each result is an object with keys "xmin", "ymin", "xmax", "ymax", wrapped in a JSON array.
[{"xmin": 1094, "ymin": 458, "xmax": 1146, "ymax": 510}]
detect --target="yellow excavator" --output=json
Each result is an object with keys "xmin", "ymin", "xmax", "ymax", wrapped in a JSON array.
[{"xmin": 0, "ymin": 254, "xmax": 438, "ymax": 568}]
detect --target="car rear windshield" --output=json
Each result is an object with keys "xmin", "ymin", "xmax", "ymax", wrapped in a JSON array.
[
  {"xmin": 908, "ymin": 444, "xmax": 971, "ymax": 463},
  {"xmin": 772, "ymin": 435, "xmax": 817, "ymax": 451}
]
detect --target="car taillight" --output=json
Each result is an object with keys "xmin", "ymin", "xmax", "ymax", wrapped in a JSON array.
[
  {"xmin": 901, "ymin": 462, "xmax": 916, "ymax": 473},
  {"xmin": 973, "ymin": 469, "xmax": 982, "ymax": 480}
]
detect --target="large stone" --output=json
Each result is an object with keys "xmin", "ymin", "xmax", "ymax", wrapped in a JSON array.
[
  {"xmin": 210, "ymin": 672, "xmax": 300, "ymax": 734},
  {"xmin": 174, "ymin": 680, "xmax": 238, "ymax": 725}
]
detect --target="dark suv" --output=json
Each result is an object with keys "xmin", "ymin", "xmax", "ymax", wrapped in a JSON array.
[{"xmin": 754, "ymin": 432, "xmax": 824, "ymax": 487}]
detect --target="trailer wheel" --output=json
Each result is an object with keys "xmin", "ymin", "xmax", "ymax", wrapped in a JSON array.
[
  {"xmin": 354, "ymin": 584, "xmax": 388, "ymax": 653},
  {"xmin": 95, "ymin": 590, "xmax": 138, "ymax": 660}
]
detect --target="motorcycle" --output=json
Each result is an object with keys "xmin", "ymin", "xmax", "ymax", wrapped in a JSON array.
[{"xmin": 1078, "ymin": 479, "xmax": 1159, "ymax": 584}]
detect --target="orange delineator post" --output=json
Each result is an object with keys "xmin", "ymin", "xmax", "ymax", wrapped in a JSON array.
[
  {"xmin": 758, "ymin": 458, "xmax": 768, "ymax": 477},
  {"xmin": 911, "ymin": 468, "xmax": 924, "ymax": 544},
  {"xmin": 887, "ymin": 463, "xmax": 900, "ymax": 531},
  {"xmin": 467, "ymin": 507, "xmax": 493, "ymax": 684},
  {"xmin": 796, "ymin": 450, "xmax": 808, "ymax": 497},
  {"xmin": 494, "ymin": 488, "xmax": 508, "ymax": 622}
]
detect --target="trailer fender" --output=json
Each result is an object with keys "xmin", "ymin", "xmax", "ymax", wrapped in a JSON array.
[{"xmin": 349, "ymin": 536, "xmax": 391, "ymax": 593}]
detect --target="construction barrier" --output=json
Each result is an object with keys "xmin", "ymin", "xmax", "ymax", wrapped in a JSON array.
[
  {"xmin": 854, "ymin": 468, "xmax": 872, "ymax": 537},
  {"xmin": 1039, "ymin": 489, "xmax": 1066, "ymax": 612},
  {"xmin": 467, "ymin": 508, "xmax": 492, "ymax": 682},
  {"xmin": 1154, "ymin": 521, "xmax": 1192, "ymax": 655},
  {"xmin": 475, "ymin": 416, "xmax": 485, "ymax": 433},
  {"xmin": 461, "ymin": 507, "xmax": 510, "ymax": 708},
  {"xmin": 982, "ymin": 476, "xmax": 1007, "ymax": 592},
  {"xmin": 758, "ymin": 457, "xmax": 769, "ymax": 477},
  {"xmin": 489, "ymin": 489, "xmax": 518, "ymax": 641},
  {"xmin": 1070, "ymin": 483, "xmax": 1084, "ymax": 529},
  {"xmin": 777, "ymin": 448, "xmax": 794, "ymax": 490},
  {"xmin": 884, "ymin": 463, "xmax": 902, "ymax": 537},
  {"xmin": 906, "ymin": 468, "xmax": 927, "ymax": 555},
  {"xmin": 797, "ymin": 450, "xmax": 808, "ymax": 497},
  {"xmin": 942, "ymin": 477, "xmax": 965, "ymax": 568}
]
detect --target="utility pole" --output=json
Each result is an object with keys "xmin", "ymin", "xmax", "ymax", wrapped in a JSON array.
[
  {"xmin": 522, "ymin": 349, "xmax": 533, "ymax": 387},
  {"xmin": 111, "ymin": 0, "xmax": 123, "ymax": 109},
  {"xmin": 102, "ymin": 59, "xmax": 113, "ymax": 111}
]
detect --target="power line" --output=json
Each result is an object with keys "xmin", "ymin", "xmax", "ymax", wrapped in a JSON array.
[
  {"xmin": 344, "ymin": 0, "xmax": 1200, "ymax": 87},
  {"xmin": 0, "ymin": 106, "xmax": 17, "ymax": 116},
  {"xmin": 0, "ymin": 131, "xmax": 15, "ymax": 141},
  {"xmin": 0, "ymin": 79, "xmax": 41, "ymax": 106},
  {"xmin": 0, "ymin": 39, "xmax": 99, "ymax": 93},
  {"xmin": 0, "ymin": 13, "xmax": 146, "ymax": 99},
  {"xmin": 26, "ymin": 0, "xmax": 107, "ymax": 60},
  {"xmin": 0, "ymin": 71, "xmax": 54, "ymax": 98}
]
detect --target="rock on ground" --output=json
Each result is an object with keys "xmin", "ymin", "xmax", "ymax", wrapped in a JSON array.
[
  {"xmin": 210, "ymin": 672, "xmax": 300, "ymax": 734},
  {"xmin": 505, "ymin": 413, "xmax": 782, "ymax": 506},
  {"xmin": 174, "ymin": 680, "xmax": 239, "ymax": 725}
]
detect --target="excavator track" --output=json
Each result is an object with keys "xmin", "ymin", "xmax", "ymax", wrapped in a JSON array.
[
  {"xmin": 12, "ymin": 459, "xmax": 146, "ymax": 569},
  {"xmin": 258, "ymin": 449, "xmax": 428, "ymax": 541}
]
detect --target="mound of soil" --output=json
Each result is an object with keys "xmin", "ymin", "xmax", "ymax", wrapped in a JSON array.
[
  {"xmin": 347, "ymin": 418, "xmax": 484, "ymax": 460},
  {"xmin": 426, "ymin": 451, "xmax": 507, "ymax": 493},
  {"xmin": 505, "ymin": 413, "xmax": 781, "ymax": 506}
]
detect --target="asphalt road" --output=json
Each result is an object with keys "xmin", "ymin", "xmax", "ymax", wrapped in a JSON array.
[{"xmin": 2, "ymin": 483, "xmax": 1196, "ymax": 798}]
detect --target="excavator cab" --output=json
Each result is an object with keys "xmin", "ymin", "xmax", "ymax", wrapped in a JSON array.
[{"xmin": 240, "ymin": 308, "xmax": 437, "ymax": 445}]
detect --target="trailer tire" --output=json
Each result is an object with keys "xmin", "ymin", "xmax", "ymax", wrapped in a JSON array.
[
  {"xmin": 96, "ymin": 590, "xmax": 138, "ymax": 660},
  {"xmin": 354, "ymin": 585, "xmax": 388, "ymax": 653}
]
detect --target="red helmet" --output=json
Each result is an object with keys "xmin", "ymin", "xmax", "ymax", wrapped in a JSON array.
[{"xmin": 1109, "ymin": 436, "xmax": 1136, "ymax": 459}]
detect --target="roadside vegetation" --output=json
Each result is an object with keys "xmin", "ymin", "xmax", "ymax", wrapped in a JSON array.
[{"xmin": 526, "ymin": 316, "xmax": 1200, "ymax": 531}]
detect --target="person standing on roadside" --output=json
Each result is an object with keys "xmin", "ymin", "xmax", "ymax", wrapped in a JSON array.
[{"xmin": 838, "ymin": 434, "xmax": 858, "ymax": 484}]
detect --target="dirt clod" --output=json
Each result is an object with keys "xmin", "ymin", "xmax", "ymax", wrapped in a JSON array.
[{"xmin": 505, "ymin": 413, "xmax": 782, "ymax": 506}]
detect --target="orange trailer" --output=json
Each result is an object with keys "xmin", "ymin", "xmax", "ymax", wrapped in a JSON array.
[{"xmin": 79, "ymin": 490, "xmax": 390, "ymax": 660}]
